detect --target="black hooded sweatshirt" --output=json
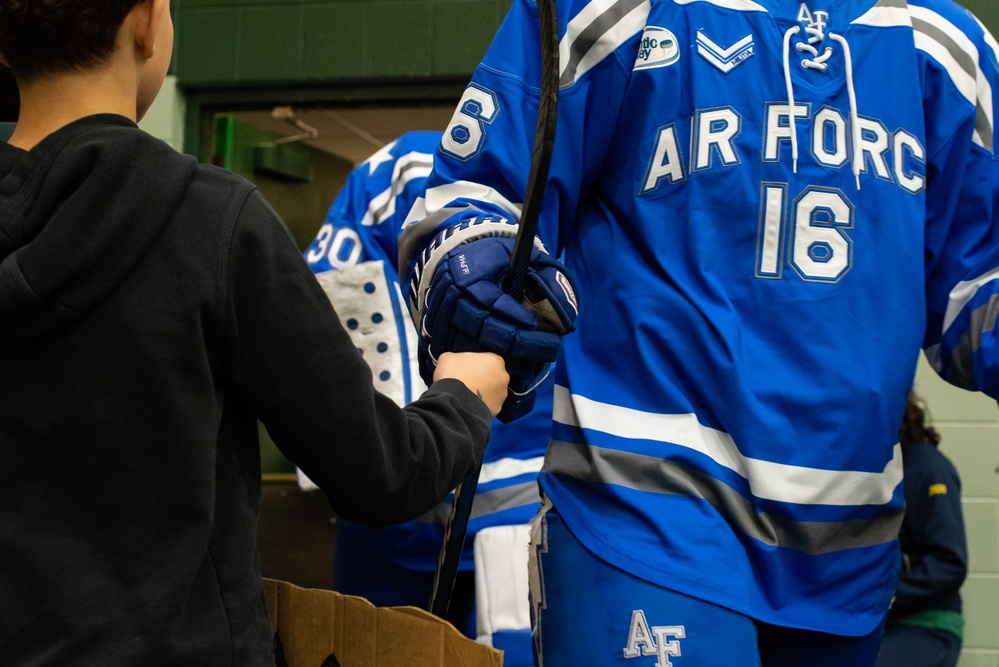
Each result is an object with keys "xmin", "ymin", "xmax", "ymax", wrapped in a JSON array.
[{"xmin": 0, "ymin": 115, "xmax": 493, "ymax": 666}]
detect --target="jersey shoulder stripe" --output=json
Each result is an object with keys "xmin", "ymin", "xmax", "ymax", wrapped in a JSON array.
[
  {"xmin": 910, "ymin": 4, "xmax": 994, "ymax": 149},
  {"xmin": 559, "ymin": 0, "xmax": 650, "ymax": 87},
  {"xmin": 851, "ymin": 0, "xmax": 909, "ymax": 28},
  {"xmin": 976, "ymin": 15, "xmax": 999, "ymax": 65}
]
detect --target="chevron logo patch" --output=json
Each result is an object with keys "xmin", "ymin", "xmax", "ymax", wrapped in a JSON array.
[{"xmin": 696, "ymin": 31, "xmax": 755, "ymax": 73}]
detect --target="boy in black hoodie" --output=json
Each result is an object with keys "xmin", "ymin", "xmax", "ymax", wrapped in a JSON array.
[{"xmin": 0, "ymin": 1, "xmax": 530, "ymax": 665}]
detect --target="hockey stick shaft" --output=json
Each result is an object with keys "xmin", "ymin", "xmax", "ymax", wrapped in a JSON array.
[
  {"xmin": 428, "ymin": 0, "xmax": 560, "ymax": 620},
  {"xmin": 503, "ymin": 0, "xmax": 560, "ymax": 301},
  {"xmin": 428, "ymin": 464, "xmax": 480, "ymax": 618}
]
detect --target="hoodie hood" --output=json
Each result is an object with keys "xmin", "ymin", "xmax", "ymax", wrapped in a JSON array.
[{"xmin": 0, "ymin": 114, "xmax": 197, "ymax": 342}]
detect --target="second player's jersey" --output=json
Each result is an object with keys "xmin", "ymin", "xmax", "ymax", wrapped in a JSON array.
[
  {"xmin": 407, "ymin": 0, "xmax": 999, "ymax": 633},
  {"xmin": 303, "ymin": 131, "xmax": 552, "ymax": 570}
]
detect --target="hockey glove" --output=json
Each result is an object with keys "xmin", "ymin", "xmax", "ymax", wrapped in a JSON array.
[{"xmin": 417, "ymin": 232, "xmax": 578, "ymax": 422}]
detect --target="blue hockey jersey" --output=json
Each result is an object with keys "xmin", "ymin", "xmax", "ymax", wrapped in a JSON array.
[
  {"xmin": 403, "ymin": 0, "xmax": 999, "ymax": 635},
  {"xmin": 304, "ymin": 131, "xmax": 553, "ymax": 570}
]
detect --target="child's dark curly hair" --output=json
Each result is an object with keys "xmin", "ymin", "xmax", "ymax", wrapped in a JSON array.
[
  {"xmin": 0, "ymin": 0, "xmax": 143, "ymax": 83},
  {"xmin": 899, "ymin": 391, "xmax": 941, "ymax": 449}
]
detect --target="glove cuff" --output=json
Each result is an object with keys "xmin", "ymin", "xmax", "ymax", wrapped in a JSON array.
[{"xmin": 409, "ymin": 216, "xmax": 548, "ymax": 327}]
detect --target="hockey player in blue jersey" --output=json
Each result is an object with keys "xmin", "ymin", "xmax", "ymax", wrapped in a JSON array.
[
  {"xmin": 302, "ymin": 131, "xmax": 561, "ymax": 665},
  {"xmin": 397, "ymin": 0, "xmax": 999, "ymax": 665}
]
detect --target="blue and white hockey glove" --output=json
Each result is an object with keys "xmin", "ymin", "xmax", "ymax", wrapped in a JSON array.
[{"xmin": 411, "ymin": 219, "xmax": 578, "ymax": 422}]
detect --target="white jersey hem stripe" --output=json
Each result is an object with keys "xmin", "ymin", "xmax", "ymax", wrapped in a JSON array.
[
  {"xmin": 553, "ymin": 385, "xmax": 902, "ymax": 507},
  {"xmin": 479, "ymin": 456, "xmax": 546, "ymax": 484}
]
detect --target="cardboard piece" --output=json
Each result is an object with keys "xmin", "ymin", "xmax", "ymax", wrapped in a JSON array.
[{"xmin": 264, "ymin": 578, "xmax": 504, "ymax": 667}]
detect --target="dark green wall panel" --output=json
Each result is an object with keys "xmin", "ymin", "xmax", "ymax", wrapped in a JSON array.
[
  {"xmin": 302, "ymin": 5, "xmax": 367, "ymax": 79},
  {"xmin": 432, "ymin": 1, "xmax": 507, "ymax": 75},
  {"xmin": 176, "ymin": 8, "xmax": 240, "ymax": 81},
  {"xmin": 956, "ymin": 0, "xmax": 997, "ymax": 34},
  {"xmin": 239, "ymin": 6, "xmax": 305, "ymax": 79},
  {"xmin": 180, "ymin": 0, "xmax": 256, "ymax": 7},
  {"xmin": 174, "ymin": 0, "xmax": 510, "ymax": 86},
  {"xmin": 366, "ymin": 3, "xmax": 435, "ymax": 75},
  {"xmin": 174, "ymin": 0, "xmax": 998, "ymax": 89}
]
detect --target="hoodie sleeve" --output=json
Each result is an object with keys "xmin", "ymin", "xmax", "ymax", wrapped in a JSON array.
[{"xmin": 222, "ymin": 188, "xmax": 492, "ymax": 527}]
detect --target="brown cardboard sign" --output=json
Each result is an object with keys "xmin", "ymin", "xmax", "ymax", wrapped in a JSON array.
[{"xmin": 264, "ymin": 578, "xmax": 504, "ymax": 667}]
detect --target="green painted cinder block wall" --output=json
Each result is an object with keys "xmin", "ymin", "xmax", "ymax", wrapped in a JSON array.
[
  {"xmin": 172, "ymin": 0, "xmax": 511, "ymax": 86},
  {"xmin": 170, "ymin": 0, "xmax": 997, "ymax": 88}
]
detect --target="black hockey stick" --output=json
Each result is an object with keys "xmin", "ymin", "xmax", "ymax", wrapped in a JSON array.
[
  {"xmin": 428, "ymin": 0, "xmax": 561, "ymax": 621},
  {"xmin": 502, "ymin": 0, "xmax": 560, "ymax": 300}
]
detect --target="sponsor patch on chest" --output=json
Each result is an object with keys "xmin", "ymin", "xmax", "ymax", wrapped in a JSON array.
[{"xmin": 635, "ymin": 27, "xmax": 681, "ymax": 70}]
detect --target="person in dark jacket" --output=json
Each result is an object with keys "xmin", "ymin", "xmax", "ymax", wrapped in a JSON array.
[
  {"xmin": 0, "ymin": 1, "xmax": 537, "ymax": 665},
  {"xmin": 876, "ymin": 392, "xmax": 968, "ymax": 667}
]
